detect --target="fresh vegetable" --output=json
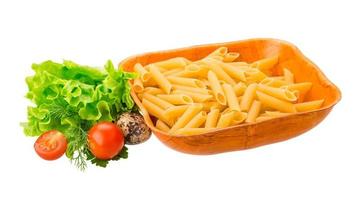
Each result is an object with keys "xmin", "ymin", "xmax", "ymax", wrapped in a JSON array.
[
  {"xmin": 34, "ymin": 130, "xmax": 67, "ymax": 160},
  {"xmin": 88, "ymin": 122, "xmax": 124, "ymax": 160},
  {"xmin": 116, "ymin": 112, "xmax": 151, "ymax": 144},
  {"xmin": 22, "ymin": 60, "xmax": 136, "ymax": 170}
]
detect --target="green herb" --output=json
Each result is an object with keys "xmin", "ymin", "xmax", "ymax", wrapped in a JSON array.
[{"xmin": 22, "ymin": 60, "xmax": 136, "ymax": 170}]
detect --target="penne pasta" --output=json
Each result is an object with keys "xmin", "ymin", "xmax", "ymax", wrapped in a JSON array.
[
  {"xmin": 156, "ymin": 120, "xmax": 170, "ymax": 131},
  {"xmin": 295, "ymin": 99, "xmax": 324, "ymax": 112},
  {"xmin": 172, "ymin": 84, "xmax": 211, "ymax": 94},
  {"xmin": 245, "ymin": 100, "xmax": 262, "ymax": 123},
  {"xmin": 164, "ymin": 105, "xmax": 189, "ymax": 119},
  {"xmin": 201, "ymin": 101, "xmax": 226, "ymax": 112},
  {"xmin": 251, "ymin": 55, "xmax": 279, "ymax": 72},
  {"xmin": 219, "ymin": 62, "xmax": 247, "ymax": 82},
  {"xmin": 223, "ymin": 52, "xmax": 240, "ymax": 62},
  {"xmin": 206, "ymin": 47, "xmax": 228, "ymax": 60},
  {"xmin": 216, "ymin": 110, "xmax": 236, "ymax": 128},
  {"xmin": 157, "ymin": 94, "xmax": 193, "ymax": 105},
  {"xmin": 134, "ymin": 63, "xmax": 151, "ymax": 82},
  {"xmin": 134, "ymin": 47, "xmax": 322, "ymax": 135},
  {"xmin": 260, "ymin": 77, "xmax": 289, "ymax": 87},
  {"xmin": 149, "ymin": 64, "xmax": 172, "ymax": 94},
  {"xmin": 205, "ymin": 108, "xmax": 220, "ymax": 128},
  {"xmin": 169, "ymin": 104, "xmax": 203, "ymax": 133},
  {"xmin": 256, "ymin": 91, "xmax": 297, "ymax": 113},
  {"xmin": 142, "ymin": 98, "xmax": 173, "ymax": 126},
  {"xmin": 142, "ymin": 93, "xmax": 174, "ymax": 110},
  {"xmin": 244, "ymin": 68, "xmax": 267, "ymax": 83},
  {"xmin": 152, "ymin": 57, "xmax": 189, "ymax": 70},
  {"xmin": 240, "ymin": 83, "xmax": 257, "ymax": 111},
  {"xmin": 184, "ymin": 111, "xmax": 207, "ymax": 128},
  {"xmin": 222, "ymin": 83, "xmax": 240, "ymax": 111},
  {"xmin": 133, "ymin": 78, "xmax": 144, "ymax": 93},
  {"xmin": 143, "ymin": 87, "xmax": 164, "ymax": 95},
  {"xmin": 202, "ymin": 58, "xmax": 237, "ymax": 85},
  {"xmin": 163, "ymin": 68, "xmax": 183, "ymax": 76},
  {"xmin": 263, "ymin": 111, "xmax": 290, "ymax": 117},
  {"xmin": 257, "ymin": 84, "xmax": 297, "ymax": 102},
  {"xmin": 172, "ymin": 90, "xmax": 213, "ymax": 103},
  {"xmin": 283, "ymin": 68, "xmax": 294, "ymax": 83},
  {"xmin": 255, "ymin": 116, "xmax": 275, "ymax": 122},
  {"xmin": 232, "ymin": 111, "xmax": 248, "ymax": 125},
  {"xmin": 233, "ymin": 82, "xmax": 247, "ymax": 96},
  {"xmin": 208, "ymin": 70, "xmax": 227, "ymax": 105},
  {"xmin": 167, "ymin": 76, "xmax": 206, "ymax": 88}
]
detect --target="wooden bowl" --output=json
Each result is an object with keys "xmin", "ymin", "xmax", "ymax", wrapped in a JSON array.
[{"xmin": 119, "ymin": 38, "xmax": 341, "ymax": 155}]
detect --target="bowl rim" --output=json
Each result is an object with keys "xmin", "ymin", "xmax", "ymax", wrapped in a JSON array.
[{"xmin": 119, "ymin": 38, "xmax": 342, "ymax": 138}]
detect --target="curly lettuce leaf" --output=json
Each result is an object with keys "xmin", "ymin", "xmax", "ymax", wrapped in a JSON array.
[{"xmin": 22, "ymin": 60, "xmax": 136, "ymax": 169}]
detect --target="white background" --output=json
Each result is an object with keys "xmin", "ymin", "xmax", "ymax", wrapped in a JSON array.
[{"xmin": 0, "ymin": 0, "xmax": 359, "ymax": 199}]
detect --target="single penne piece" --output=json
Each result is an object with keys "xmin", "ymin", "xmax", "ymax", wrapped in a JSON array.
[
  {"xmin": 232, "ymin": 111, "xmax": 248, "ymax": 125},
  {"xmin": 143, "ymin": 77, "xmax": 158, "ymax": 87},
  {"xmin": 220, "ymin": 63, "xmax": 247, "ymax": 82},
  {"xmin": 281, "ymin": 82, "xmax": 312, "ymax": 103},
  {"xmin": 223, "ymin": 52, "xmax": 240, "ymax": 62},
  {"xmin": 216, "ymin": 110, "xmax": 236, "ymax": 128},
  {"xmin": 156, "ymin": 120, "xmax": 170, "ymax": 132},
  {"xmin": 222, "ymin": 83, "xmax": 241, "ymax": 111},
  {"xmin": 256, "ymin": 91, "xmax": 297, "ymax": 113},
  {"xmin": 263, "ymin": 111, "xmax": 291, "ymax": 117},
  {"xmin": 260, "ymin": 77, "xmax": 289, "ymax": 87},
  {"xmin": 143, "ymin": 87, "xmax": 164, "ymax": 95},
  {"xmin": 172, "ymin": 90, "xmax": 213, "ymax": 103},
  {"xmin": 164, "ymin": 105, "xmax": 189, "ymax": 119},
  {"xmin": 233, "ymin": 82, "xmax": 247, "ymax": 96},
  {"xmin": 208, "ymin": 70, "xmax": 227, "ymax": 105},
  {"xmin": 295, "ymin": 99, "xmax": 324, "ymax": 112},
  {"xmin": 244, "ymin": 68, "xmax": 267, "ymax": 83},
  {"xmin": 205, "ymin": 108, "xmax": 220, "ymax": 128},
  {"xmin": 169, "ymin": 104, "xmax": 203, "ymax": 133},
  {"xmin": 176, "ymin": 69, "xmax": 208, "ymax": 78},
  {"xmin": 174, "ymin": 128, "xmax": 213, "ymax": 136},
  {"xmin": 142, "ymin": 98, "xmax": 173, "ymax": 126},
  {"xmin": 202, "ymin": 58, "xmax": 237, "ymax": 85},
  {"xmin": 240, "ymin": 83, "xmax": 257, "ymax": 111},
  {"xmin": 142, "ymin": 93, "xmax": 174, "ymax": 110},
  {"xmin": 245, "ymin": 100, "xmax": 262, "ymax": 123},
  {"xmin": 257, "ymin": 84, "xmax": 297, "ymax": 102},
  {"xmin": 251, "ymin": 55, "xmax": 279, "ymax": 72},
  {"xmin": 163, "ymin": 68, "xmax": 183, "ymax": 76},
  {"xmin": 152, "ymin": 57, "xmax": 189, "ymax": 70},
  {"xmin": 157, "ymin": 94, "xmax": 193, "ymax": 105},
  {"xmin": 205, "ymin": 47, "xmax": 228, "ymax": 60},
  {"xmin": 184, "ymin": 111, "xmax": 207, "ymax": 128},
  {"xmin": 134, "ymin": 63, "xmax": 151, "ymax": 82},
  {"xmin": 201, "ymin": 102, "xmax": 226, "ymax": 112},
  {"xmin": 148, "ymin": 64, "xmax": 172, "ymax": 94},
  {"xmin": 133, "ymin": 78, "xmax": 144, "ymax": 93},
  {"xmin": 255, "ymin": 116, "xmax": 275, "ymax": 122},
  {"xmin": 172, "ymin": 84, "xmax": 211, "ymax": 95},
  {"xmin": 167, "ymin": 76, "xmax": 206, "ymax": 88},
  {"xmin": 283, "ymin": 68, "xmax": 294, "ymax": 83}
]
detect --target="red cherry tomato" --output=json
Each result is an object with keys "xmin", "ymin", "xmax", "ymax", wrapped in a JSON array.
[
  {"xmin": 34, "ymin": 130, "xmax": 67, "ymax": 160},
  {"xmin": 88, "ymin": 122, "xmax": 124, "ymax": 160}
]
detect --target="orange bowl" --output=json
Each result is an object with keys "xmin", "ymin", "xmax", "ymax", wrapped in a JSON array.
[{"xmin": 119, "ymin": 38, "xmax": 341, "ymax": 155}]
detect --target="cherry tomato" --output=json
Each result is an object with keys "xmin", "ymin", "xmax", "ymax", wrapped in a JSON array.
[
  {"xmin": 34, "ymin": 130, "xmax": 67, "ymax": 160},
  {"xmin": 88, "ymin": 122, "xmax": 124, "ymax": 160}
]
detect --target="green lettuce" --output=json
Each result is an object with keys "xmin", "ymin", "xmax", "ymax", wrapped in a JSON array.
[{"xmin": 22, "ymin": 60, "xmax": 136, "ymax": 169}]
